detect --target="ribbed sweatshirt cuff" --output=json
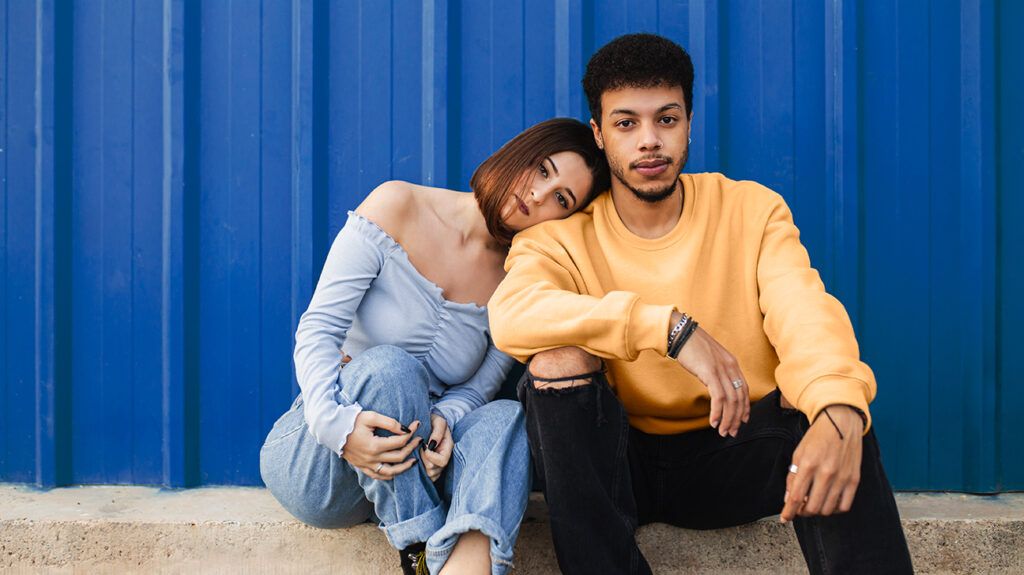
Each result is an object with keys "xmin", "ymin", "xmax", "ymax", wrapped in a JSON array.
[
  {"xmin": 796, "ymin": 376, "xmax": 873, "ymax": 435},
  {"xmin": 627, "ymin": 302, "xmax": 677, "ymax": 359}
]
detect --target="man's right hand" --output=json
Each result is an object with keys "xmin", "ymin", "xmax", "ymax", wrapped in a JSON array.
[
  {"xmin": 341, "ymin": 411, "xmax": 422, "ymax": 480},
  {"xmin": 672, "ymin": 312, "xmax": 750, "ymax": 437}
]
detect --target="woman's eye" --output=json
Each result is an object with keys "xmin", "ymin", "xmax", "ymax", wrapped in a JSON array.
[
  {"xmin": 539, "ymin": 164, "xmax": 548, "ymax": 178},
  {"xmin": 556, "ymin": 192, "xmax": 568, "ymax": 209}
]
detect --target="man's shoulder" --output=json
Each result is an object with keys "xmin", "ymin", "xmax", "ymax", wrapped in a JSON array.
[
  {"xmin": 512, "ymin": 198, "xmax": 599, "ymax": 246},
  {"xmin": 691, "ymin": 172, "xmax": 783, "ymax": 203}
]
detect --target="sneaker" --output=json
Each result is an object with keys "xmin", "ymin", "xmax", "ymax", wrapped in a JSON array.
[{"xmin": 399, "ymin": 542, "xmax": 428, "ymax": 575}]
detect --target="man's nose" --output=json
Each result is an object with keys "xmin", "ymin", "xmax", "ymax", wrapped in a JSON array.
[{"xmin": 638, "ymin": 124, "xmax": 662, "ymax": 151}]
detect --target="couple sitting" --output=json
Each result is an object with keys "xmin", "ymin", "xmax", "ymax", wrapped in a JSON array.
[{"xmin": 260, "ymin": 34, "xmax": 914, "ymax": 575}]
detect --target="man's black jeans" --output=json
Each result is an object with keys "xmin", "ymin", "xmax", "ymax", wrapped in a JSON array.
[{"xmin": 518, "ymin": 368, "xmax": 914, "ymax": 574}]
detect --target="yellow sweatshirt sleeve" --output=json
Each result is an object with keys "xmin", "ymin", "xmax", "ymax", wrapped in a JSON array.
[
  {"xmin": 756, "ymin": 194, "xmax": 877, "ymax": 433},
  {"xmin": 489, "ymin": 234, "xmax": 675, "ymax": 363}
]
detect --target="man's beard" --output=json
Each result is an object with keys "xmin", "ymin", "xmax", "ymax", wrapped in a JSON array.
[{"xmin": 607, "ymin": 148, "xmax": 688, "ymax": 203}]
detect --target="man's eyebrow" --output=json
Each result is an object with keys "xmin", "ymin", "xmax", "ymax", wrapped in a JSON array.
[{"xmin": 609, "ymin": 103, "xmax": 684, "ymax": 116}]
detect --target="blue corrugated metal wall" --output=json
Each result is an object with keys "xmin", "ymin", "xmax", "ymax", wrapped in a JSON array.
[{"xmin": 1, "ymin": 0, "xmax": 1020, "ymax": 491}]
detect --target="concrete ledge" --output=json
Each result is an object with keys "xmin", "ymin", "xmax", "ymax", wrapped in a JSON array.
[{"xmin": 1, "ymin": 486, "xmax": 1022, "ymax": 573}]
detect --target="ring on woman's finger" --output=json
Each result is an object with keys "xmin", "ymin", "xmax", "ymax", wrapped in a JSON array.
[
  {"xmin": 731, "ymin": 379, "xmax": 744, "ymax": 390},
  {"xmin": 788, "ymin": 464, "xmax": 799, "ymax": 474},
  {"xmin": 375, "ymin": 462, "xmax": 385, "ymax": 473}
]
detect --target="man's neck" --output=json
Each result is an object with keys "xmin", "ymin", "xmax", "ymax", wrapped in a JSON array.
[{"xmin": 609, "ymin": 178, "xmax": 684, "ymax": 240}]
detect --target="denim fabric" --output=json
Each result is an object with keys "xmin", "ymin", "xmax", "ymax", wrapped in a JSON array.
[
  {"xmin": 519, "ymin": 369, "xmax": 914, "ymax": 575},
  {"xmin": 261, "ymin": 345, "xmax": 531, "ymax": 575}
]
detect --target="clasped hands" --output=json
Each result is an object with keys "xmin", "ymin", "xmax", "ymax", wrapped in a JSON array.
[
  {"xmin": 672, "ymin": 316, "xmax": 864, "ymax": 521},
  {"xmin": 338, "ymin": 351, "xmax": 453, "ymax": 481},
  {"xmin": 341, "ymin": 411, "xmax": 453, "ymax": 481}
]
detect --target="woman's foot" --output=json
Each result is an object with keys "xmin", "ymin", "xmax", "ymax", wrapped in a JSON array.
[{"xmin": 399, "ymin": 542, "xmax": 428, "ymax": 575}]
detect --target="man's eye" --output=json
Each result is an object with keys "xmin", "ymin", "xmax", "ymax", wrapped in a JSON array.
[
  {"xmin": 660, "ymin": 116, "xmax": 678, "ymax": 125},
  {"xmin": 617, "ymin": 120, "xmax": 634, "ymax": 128},
  {"xmin": 556, "ymin": 192, "xmax": 569, "ymax": 209}
]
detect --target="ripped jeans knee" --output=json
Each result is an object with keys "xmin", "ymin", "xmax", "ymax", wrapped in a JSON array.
[{"xmin": 520, "ymin": 363, "xmax": 612, "ymax": 426}]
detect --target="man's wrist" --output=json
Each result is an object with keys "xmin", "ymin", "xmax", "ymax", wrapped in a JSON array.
[{"xmin": 821, "ymin": 404, "xmax": 866, "ymax": 435}]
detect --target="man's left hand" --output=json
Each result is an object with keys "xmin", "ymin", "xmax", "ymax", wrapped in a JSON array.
[{"xmin": 780, "ymin": 405, "xmax": 864, "ymax": 522}]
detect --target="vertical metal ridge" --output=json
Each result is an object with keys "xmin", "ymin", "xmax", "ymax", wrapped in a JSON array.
[
  {"xmin": 959, "ymin": 0, "xmax": 998, "ymax": 491},
  {"xmin": 421, "ymin": 0, "xmax": 447, "ymax": 185},
  {"xmin": 289, "ymin": 0, "xmax": 313, "ymax": 395},
  {"xmin": 161, "ymin": 0, "xmax": 195, "ymax": 487},
  {"xmin": 823, "ymin": 0, "xmax": 860, "ymax": 324},
  {"xmin": 33, "ymin": 0, "xmax": 67, "ymax": 488}
]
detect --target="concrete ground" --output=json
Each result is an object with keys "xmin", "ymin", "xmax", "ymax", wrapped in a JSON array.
[{"xmin": 1, "ymin": 486, "xmax": 1022, "ymax": 574}]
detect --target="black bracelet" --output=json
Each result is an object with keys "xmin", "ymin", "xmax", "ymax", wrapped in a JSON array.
[
  {"xmin": 668, "ymin": 319, "xmax": 698, "ymax": 359},
  {"xmin": 666, "ymin": 313, "xmax": 689, "ymax": 350}
]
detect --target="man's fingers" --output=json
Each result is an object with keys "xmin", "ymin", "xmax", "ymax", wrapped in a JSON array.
[
  {"xmin": 820, "ymin": 481, "xmax": 846, "ymax": 516},
  {"xmin": 781, "ymin": 463, "xmax": 811, "ymax": 522},
  {"xmin": 800, "ymin": 470, "xmax": 833, "ymax": 516},
  {"xmin": 717, "ymin": 370, "xmax": 740, "ymax": 437},
  {"xmin": 838, "ymin": 480, "xmax": 859, "ymax": 513},
  {"xmin": 707, "ymin": 379, "xmax": 724, "ymax": 430}
]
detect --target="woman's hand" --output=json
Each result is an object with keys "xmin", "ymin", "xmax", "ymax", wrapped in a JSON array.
[
  {"xmin": 342, "ymin": 411, "xmax": 422, "ymax": 481},
  {"xmin": 420, "ymin": 413, "xmax": 454, "ymax": 482}
]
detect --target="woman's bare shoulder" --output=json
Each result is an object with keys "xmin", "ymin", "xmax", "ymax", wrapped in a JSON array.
[{"xmin": 355, "ymin": 181, "xmax": 455, "ymax": 243}]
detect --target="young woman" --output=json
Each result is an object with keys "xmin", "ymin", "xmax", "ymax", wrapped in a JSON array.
[{"xmin": 259, "ymin": 118, "xmax": 609, "ymax": 575}]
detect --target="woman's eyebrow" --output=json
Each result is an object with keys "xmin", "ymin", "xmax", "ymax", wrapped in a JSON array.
[{"xmin": 547, "ymin": 157, "xmax": 577, "ymax": 207}]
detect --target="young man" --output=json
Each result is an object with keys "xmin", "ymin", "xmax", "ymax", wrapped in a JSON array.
[{"xmin": 488, "ymin": 34, "xmax": 913, "ymax": 574}]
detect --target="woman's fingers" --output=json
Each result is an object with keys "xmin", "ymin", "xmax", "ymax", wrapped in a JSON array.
[
  {"xmin": 373, "ymin": 420, "xmax": 420, "ymax": 453},
  {"xmin": 362, "ymin": 457, "xmax": 417, "ymax": 481},
  {"xmin": 364, "ymin": 411, "xmax": 407, "ymax": 435},
  {"xmin": 377, "ymin": 436, "xmax": 423, "ymax": 463}
]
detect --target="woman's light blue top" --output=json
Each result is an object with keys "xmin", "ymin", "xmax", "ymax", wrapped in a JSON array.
[{"xmin": 293, "ymin": 211, "xmax": 516, "ymax": 455}]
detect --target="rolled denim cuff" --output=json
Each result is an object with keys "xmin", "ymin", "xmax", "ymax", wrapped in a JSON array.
[
  {"xmin": 382, "ymin": 501, "xmax": 447, "ymax": 551},
  {"xmin": 425, "ymin": 515, "xmax": 516, "ymax": 575}
]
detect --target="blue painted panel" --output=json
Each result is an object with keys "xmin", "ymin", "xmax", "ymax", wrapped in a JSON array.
[{"xmin": 1, "ymin": 0, "xmax": 1020, "ymax": 490}]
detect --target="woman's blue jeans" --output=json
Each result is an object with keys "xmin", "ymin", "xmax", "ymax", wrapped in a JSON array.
[{"xmin": 260, "ymin": 345, "xmax": 531, "ymax": 575}]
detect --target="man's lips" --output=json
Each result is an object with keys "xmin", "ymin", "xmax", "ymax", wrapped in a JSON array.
[
  {"xmin": 515, "ymin": 194, "xmax": 530, "ymax": 216},
  {"xmin": 632, "ymin": 158, "xmax": 670, "ymax": 177}
]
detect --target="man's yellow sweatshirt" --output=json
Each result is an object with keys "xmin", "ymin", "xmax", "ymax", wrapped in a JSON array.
[{"xmin": 489, "ymin": 173, "xmax": 876, "ymax": 435}]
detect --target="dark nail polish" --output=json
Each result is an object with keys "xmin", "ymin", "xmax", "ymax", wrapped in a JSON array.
[
  {"xmin": 428, "ymin": 440, "xmax": 438, "ymax": 452},
  {"xmin": 401, "ymin": 425, "xmax": 411, "ymax": 434}
]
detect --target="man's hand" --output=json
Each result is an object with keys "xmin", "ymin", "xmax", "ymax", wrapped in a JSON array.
[
  {"xmin": 421, "ymin": 413, "xmax": 454, "ymax": 482},
  {"xmin": 342, "ymin": 411, "xmax": 421, "ymax": 481},
  {"xmin": 673, "ymin": 313, "xmax": 751, "ymax": 437},
  {"xmin": 780, "ymin": 405, "xmax": 864, "ymax": 522}
]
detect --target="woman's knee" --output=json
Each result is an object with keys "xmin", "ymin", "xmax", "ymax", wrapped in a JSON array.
[{"xmin": 341, "ymin": 345, "xmax": 429, "ymax": 409}]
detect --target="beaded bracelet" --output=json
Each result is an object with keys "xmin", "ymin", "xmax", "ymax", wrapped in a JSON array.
[
  {"xmin": 668, "ymin": 318, "xmax": 699, "ymax": 359},
  {"xmin": 666, "ymin": 313, "xmax": 690, "ymax": 350}
]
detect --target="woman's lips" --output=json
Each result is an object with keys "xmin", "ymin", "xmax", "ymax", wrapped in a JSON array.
[{"xmin": 515, "ymin": 194, "xmax": 530, "ymax": 216}]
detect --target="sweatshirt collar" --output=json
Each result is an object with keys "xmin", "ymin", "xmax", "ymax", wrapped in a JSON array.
[{"xmin": 599, "ymin": 174, "xmax": 696, "ymax": 251}]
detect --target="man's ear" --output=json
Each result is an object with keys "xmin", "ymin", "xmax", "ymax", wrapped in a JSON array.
[{"xmin": 590, "ymin": 118, "xmax": 603, "ymax": 150}]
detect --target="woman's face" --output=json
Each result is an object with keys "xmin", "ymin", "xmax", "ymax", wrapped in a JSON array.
[{"xmin": 500, "ymin": 151, "xmax": 595, "ymax": 231}]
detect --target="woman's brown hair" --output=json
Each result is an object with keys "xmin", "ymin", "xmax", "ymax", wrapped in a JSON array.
[{"xmin": 471, "ymin": 118, "xmax": 610, "ymax": 247}]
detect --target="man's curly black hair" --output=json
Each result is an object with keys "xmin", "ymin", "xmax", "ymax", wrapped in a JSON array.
[{"xmin": 583, "ymin": 33, "xmax": 694, "ymax": 124}]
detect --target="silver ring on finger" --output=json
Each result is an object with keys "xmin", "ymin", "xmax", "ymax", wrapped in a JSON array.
[
  {"xmin": 731, "ymin": 379, "xmax": 744, "ymax": 390},
  {"xmin": 788, "ymin": 464, "xmax": 799, "ymax": 474},
  {"xmin": 375, "ymin": 462, "xmax": 385, "ymax": 473}
]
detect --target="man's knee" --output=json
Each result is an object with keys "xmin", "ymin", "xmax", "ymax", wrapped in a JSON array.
[{"xmin": 528, "ymin": 347, "xmax": 602, "ymax": 389}]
